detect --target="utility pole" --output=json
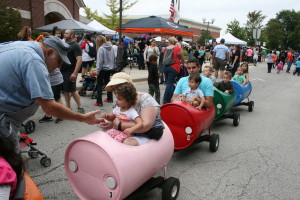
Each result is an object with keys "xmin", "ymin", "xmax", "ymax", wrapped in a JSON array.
[
  {"xmin": 118, "ymin": 0, "xmax": 123, "ymax": 43},
  {"xmin": 116, "ymin": 0, "xmax": 124, "ymax": 72}
]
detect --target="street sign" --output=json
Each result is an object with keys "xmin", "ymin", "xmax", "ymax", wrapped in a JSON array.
[
  {"xmin": 253, "ymin": 29, "xmax": 261, "ymax": 39},
  {"xmin": 253, "ymin": 29, "xmax": 257, "ymax": 39}
]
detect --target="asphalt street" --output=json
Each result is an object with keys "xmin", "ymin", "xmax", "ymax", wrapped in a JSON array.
[{"xmin": 24, "ymin": 62, "xmax": 300, "ymax": 200}]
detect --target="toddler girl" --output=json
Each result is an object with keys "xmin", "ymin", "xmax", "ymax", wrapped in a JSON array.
[
  {"xmin": 240, "ymin": 62, "xmax": 250, "ymax": 85},
  {"xmin": 102, "ymin": 83, "xmax": 143, "ymax": 143},
  {"xmin": 277, "ymin": 61, "xmax": 283, "ymax": 74},
  {"xmin": 233, "ymin": 67, "xmax": 246, "ymax": 85}
]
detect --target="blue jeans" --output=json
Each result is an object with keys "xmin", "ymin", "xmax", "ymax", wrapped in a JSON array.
[
  {"xmin": 287, "ymin": 61, "xmax": 293, "ymax": 72},
  {"xmin": 163, "ymin": 66, "xmax": 178, "ymax": 104}
]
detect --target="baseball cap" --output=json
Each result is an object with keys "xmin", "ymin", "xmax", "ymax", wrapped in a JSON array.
[
  {"xmin": 43, "ymin": 36, "xmax": 70, "ymax": 64},
  {"xmin": 105, "ymin": 72, "xmax": 133, "ymax": 92}
]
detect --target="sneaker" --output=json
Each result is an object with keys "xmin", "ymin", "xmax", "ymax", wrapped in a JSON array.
[
  {"xmin": 55, "ymin": 118, "xmax": 63, "ymax": 124},
  {"xmin": 104, "ymin": 98, "xmax": 113, "ymax": 103},
  {"xmin": 39, "ymin": 115, "xmax": 53, "ymax": 123},
  {"xmin": 77, "ymin": 107, "xmax": 85, "ymax": 114},
  {"xmin": 93, "ymin": 102, "xmax": 103, "ymax": 107}
]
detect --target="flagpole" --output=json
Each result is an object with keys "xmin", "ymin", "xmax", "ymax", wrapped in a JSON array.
[{"xmin": 177, "ymin": 0, "xmax": 180, "ymax": 24}]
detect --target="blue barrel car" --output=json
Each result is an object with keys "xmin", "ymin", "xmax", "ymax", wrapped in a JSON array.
[{"xmin": 231, "ymin": 80, "xmax": 254, "ymax": 112}]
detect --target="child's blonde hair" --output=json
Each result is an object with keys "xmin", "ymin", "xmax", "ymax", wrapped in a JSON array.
[
  {"xmin": 237, "ymin": 66, "xmax": 244, "ymax": 72},
  {"xmin": 204, "ymin": 66, "xmax": 214, "ymax": 72}
]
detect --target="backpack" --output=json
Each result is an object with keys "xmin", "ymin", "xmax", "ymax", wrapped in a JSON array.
[
  {"xmin": 193, "ymin": 50, "xmax": 199, "ymax": 58},
  {"xmin": 163, "ymin": 48, "xmax": 176, "ymax": 66},
  {"xmin": 86, "ymin": 42, "xmax": 97, "ymax": 58}
]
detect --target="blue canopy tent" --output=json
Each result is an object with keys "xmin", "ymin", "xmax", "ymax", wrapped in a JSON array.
[{"xmin": 110, "ymin": 35, "xmax": 134, "ymax": 43}]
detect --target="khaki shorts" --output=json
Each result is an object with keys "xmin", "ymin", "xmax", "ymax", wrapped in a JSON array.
[{"xmin": 214, "ymin": 57, "xmax": 226, "ymax": 70}]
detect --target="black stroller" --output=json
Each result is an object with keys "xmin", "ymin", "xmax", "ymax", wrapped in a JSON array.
[{"xmin": 78, "ymin": 75, "xmax": 97, "ymax": 99}]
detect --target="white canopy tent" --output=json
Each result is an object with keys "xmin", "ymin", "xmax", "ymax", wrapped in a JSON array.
[
  {"xmin": 213, "ymin": 33, "xmax": 247, "ymax": 45},
  {"xmin": 153, "ymin": 36, "xmax": 168, "ymax": 42},
  {"xmin": 87, "ymin": 20, "xmax": 117, "ymax": 35}
]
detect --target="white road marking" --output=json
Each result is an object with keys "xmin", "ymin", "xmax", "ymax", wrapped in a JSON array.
[{"xmin": 250, "ymin": 78, "xmax": 266, "ymax": 82}]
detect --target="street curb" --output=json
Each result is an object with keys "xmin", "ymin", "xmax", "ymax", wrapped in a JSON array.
[{"xmin": 76, "ymin": 77, "xmax": 147, "ymax": 90}]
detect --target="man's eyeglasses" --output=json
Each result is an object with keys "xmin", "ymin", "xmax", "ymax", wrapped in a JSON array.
[{"xmin": 187, "ymin": 66, "xmax": 197, "ymax": 70}]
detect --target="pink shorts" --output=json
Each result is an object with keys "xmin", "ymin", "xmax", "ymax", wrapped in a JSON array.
[{"xmin": 106, "ymin": 129, "xmax": 129, "ymax": 143}]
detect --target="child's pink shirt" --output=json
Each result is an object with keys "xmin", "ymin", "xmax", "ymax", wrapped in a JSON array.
[{"xmin": 0, "ymin": 157, "xmax": 17, "ymax": 199}]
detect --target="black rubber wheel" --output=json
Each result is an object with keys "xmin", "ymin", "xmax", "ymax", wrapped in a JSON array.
[
  {"xmin": 162, "ymin": 177, "xmax": 180, "ymax": 200},
  {"xmin": 233, "ymin": 113, "xmax": 240, "ymax": 127},
  {"xmin": 248, "ymin": 101, "xmax": 254, "ymax": 112},
  {"xmin": 40, "ymin": 157, "xmax": 51, "ymax": 167},
  {"xmin": 209, "ymin": 134, "xmax": 219, "ymax": 152},
  {"xmin": 78, "ymin": 89, "xmax": 86, "ymax": 96},
  {"xmin": 28, "ymin": 151, "xmax": 38, "ymax": 158},
  {"xmin": 24, "ymin": 120, "xmax": 35, "ymax": 134}
]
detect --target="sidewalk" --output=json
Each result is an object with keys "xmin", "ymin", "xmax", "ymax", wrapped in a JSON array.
[{"xmin": 76, "ymin": 67, "xmax": 148, "ymax": 89}]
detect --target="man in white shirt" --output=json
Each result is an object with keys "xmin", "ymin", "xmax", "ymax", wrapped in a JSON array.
[{"xmin": 212, "ymin": 38, "xmax": 229, "ymax": 79}]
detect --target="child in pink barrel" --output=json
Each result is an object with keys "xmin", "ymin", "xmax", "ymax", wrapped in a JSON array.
[
  {"xmin": 0, "ymin": 137, "xmax": 22, "ymax": 200},
  {"xmin": 102, "ymin": 83, "xmax": 143, "ymax": 143}
]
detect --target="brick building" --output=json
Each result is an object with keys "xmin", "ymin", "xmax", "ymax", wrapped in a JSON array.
[{"xmin": 1, "ymin": 0, "xmax": 85, "ymax": 29}]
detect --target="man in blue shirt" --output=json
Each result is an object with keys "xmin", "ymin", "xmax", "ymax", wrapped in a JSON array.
[
  {"xmin": 0, "ymin": 36, "xmax": 101, "ymax": 152},
  {"xmin": 212, "ymin": 38, "xmax": 229, "ymax": 80},
  {"xmin": 172, "ymin": 59, "xmax": 214, "ymax": 108}
]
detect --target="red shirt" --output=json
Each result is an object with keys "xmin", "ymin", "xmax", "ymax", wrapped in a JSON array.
[
  {"xmin": 287, "ymin": 52, "xmax": 294, "ymax": 61},
  {"xmin": 171, "ymin": 46, "xmax": 182, "ymax": 73}
]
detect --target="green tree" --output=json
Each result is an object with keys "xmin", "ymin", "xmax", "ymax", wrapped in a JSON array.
[
  {"xmin": 265, "ymin": 19, "xmax": 284, "ymax": 49},
  {"xmin": 84, "ymin": 0, "xmax": 138, "ymax": 30},
  {"xmin": 197, "ymin": 30, "xmax": 213, "ymax": 45},
  {"xmin": 275, "ymin": 10, "xmax": 300, "ymax": 49},
  {"xmin": 0, "ymin": 2, "xmax": 22, "ymax": 42},
  {"xmin": 226, "ymin": 19, "xmax": 247, "ymax": 41},
  {"xmin": 103, "ymin": 0, "xmax": 138, "ymax": 29},
  {"xmin": 245, "ymin": 10, "xmax": 267, "ymax": 46},
  {"xmin": 83, "ymin": 7, "xmax": 108, "ymax": 27}
]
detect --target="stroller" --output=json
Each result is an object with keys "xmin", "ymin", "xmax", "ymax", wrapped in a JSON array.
[{"xmin": 78, "ymin": 74, "xmax": 97, "ymax": 99}]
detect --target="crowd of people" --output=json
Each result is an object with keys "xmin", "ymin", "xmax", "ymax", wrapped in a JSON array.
[{"xmin": 1, "ymin": 24, "xmax": 299, "ymax": 199}]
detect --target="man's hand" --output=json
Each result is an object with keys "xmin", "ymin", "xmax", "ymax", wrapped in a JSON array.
[
  {"xmin": 224, "ymin": 90, "xmax": 229, "ymax": 94},
  {"xmin": 124, "ymin": 128, "xmax": 133, "ymax": 136},
  {"xmin": 82, "ymin": 110, "xmax": 102, "ymax": 125},
  {"xmin": 100, "ymin": 119, "xmax": 113, "ymax": 131},
  {"xmin": 70, "ymin": 73, "xmax": 78, "ymax": 82}
]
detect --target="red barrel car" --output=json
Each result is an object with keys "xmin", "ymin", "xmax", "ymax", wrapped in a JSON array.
[{"xmin": 161, "ymin": 101, "xmax": 219, "ymax": 152}]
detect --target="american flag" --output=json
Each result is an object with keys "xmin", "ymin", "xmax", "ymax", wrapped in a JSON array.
[{"xmin": 169, "ymin": 0, "xmax": 175, "ymax": 22}]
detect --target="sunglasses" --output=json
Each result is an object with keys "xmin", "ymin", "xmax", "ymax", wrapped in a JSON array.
[{"xmin": 187, "ymin": 66, "xmax": 197, "ymax": 70}]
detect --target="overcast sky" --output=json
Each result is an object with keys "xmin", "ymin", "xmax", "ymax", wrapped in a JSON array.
[{"xmin": 81, "ymin": 0, "xmax": 300, "ymax": 35}]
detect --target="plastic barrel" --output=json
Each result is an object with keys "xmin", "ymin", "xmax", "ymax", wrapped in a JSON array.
[
  {"xmin": 231, "ymin": 80, "xmax": 252, "ymax": 105},
  {"xmin": 213, "ymin": 87, "xmax": 236, "ymax": 120},
  {"xmin": 64, "ymin": 123, "xmax": 174, "ymax": 200},
  {"xmin": 160, "ymin": 101, "xmax": 215, "ymax": 150}
]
